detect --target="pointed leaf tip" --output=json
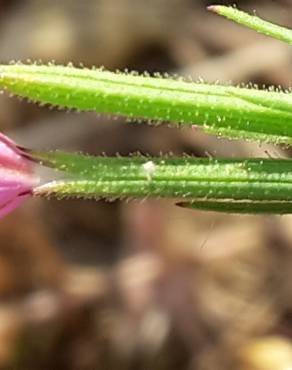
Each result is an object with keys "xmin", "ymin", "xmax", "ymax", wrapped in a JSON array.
[
  {"xmin": 208, "ymin": 4, "xmax": 292, "ymax": 45},
  {"xmin": 207, "ymin": 5, "xmax": 221, "ymax": 13}
]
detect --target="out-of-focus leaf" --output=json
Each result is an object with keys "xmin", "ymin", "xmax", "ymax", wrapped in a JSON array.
[{"xmin": 208, "ymin": 5, "xmax": 292, "ymax": 45}]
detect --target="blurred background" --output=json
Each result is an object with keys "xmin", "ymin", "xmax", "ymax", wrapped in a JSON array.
[{"xmin": 1, "ymin": 1, "xmax": 292, "ymax": 369}]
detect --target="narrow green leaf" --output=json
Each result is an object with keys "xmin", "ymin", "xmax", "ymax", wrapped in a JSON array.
[
  {"xmin": 178, "ymin": 200, "xmax": 292, "ymax": 214},
  {"xmin": 30, "ymin": 150, "xmax": 292, "ymax": 213},
  {"xmin": 208, "ymin": 5, "xmax": 292, "ymax": 45},
  {"xmin": 1, "ymin": 64, "xmax": 292, "ymax": 144}
]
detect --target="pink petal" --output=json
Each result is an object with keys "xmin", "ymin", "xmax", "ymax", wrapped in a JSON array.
[
  {"xmin": 0, "ymin": 133, "xmax": 32, "ymax": 172},
  {"xmin": 0, "ymin": 168, "xmax": 37, "ymax": 188},
  {"xmin": 0, "ymin": 133, "xmax": 39, "ymax": 218},
  {"xmin": 0, "ymin": 193, "xmax": 29, "ymax": 219}
]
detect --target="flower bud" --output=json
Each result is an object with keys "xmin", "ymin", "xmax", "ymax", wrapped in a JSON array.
[{"xmin": 0, "ymin": 133, "xmax": 39, "ymax": 218}]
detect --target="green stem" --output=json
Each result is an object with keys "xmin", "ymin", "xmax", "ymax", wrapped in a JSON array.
[
  {"xmin": 1, "ymin": 64, "xmax": 292, "ymax": 144},
  {"xmin": 31, "ymin": 150, "xmax": 292, "ymax": 213}
]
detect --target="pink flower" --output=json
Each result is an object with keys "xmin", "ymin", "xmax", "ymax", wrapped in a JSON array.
[{"xmin": 0, "ymin": 133, "xmax": 39, "ymax": 218}]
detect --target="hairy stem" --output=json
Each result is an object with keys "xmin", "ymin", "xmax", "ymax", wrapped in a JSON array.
[
  {"xmin": 1, "ymin": 64, "xmax": 292, "ymax": 144},
  {"xmin": 30, "ymin": 150, "xmax": 292, "ymax": 214}
]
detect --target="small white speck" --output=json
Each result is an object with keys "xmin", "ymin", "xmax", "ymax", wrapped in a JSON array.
[{"xmin": 143, "ymin": 161, "xmax": 156, "ymax": 181}]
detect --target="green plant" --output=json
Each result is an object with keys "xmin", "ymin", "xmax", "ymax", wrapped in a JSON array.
[{"xmin": 1, "ymin": 5, "xmax": 291, "ymax": 215}]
